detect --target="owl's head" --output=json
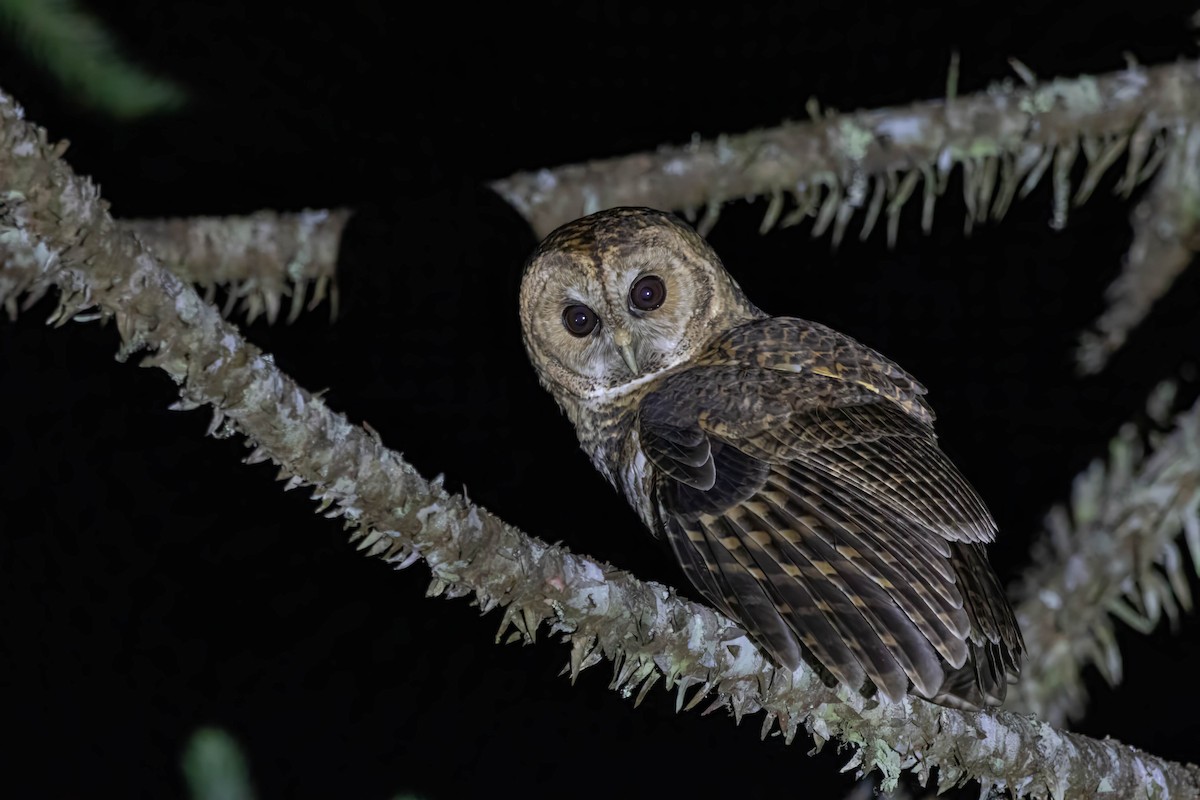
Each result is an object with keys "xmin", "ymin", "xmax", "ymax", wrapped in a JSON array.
[{"xmin": 519, "ymin": 207, "xmax": 762, "ymax": 401}]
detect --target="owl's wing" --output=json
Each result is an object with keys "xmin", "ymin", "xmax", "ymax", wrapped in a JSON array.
[
  {"xmin": 638, "ymin": 329, "xmax": 1021, "ymax": 708},
  {"xmin": 694, "ymin": 315, "xmax": 938, "ymax": 428},
  {"xmin": 661, "ymin": 317, "xmax": 996, "ymax": 543}
]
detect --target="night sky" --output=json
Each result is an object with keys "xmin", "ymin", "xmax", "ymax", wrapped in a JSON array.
[{"xmin": 3, "ymin": 2, "xmax": 1200, "ymax": 797}]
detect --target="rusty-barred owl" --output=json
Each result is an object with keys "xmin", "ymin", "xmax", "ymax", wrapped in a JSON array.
[{"xmin": 518, "ymin": 206, "xmax": 1022, "ymax": 709}]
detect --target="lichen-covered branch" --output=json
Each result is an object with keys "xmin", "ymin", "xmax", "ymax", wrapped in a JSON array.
[
  {"xmin": 3, "ymin": 91, "xmax": 1199, "ymax": 800},
  {"xmin": 1076, "ymin": 128, "xmax": 1200, "ymax": 374},
  {"xmin": 2, "ymin": 203, "xmax": 348, "ymax": 325},
  {"xmin": 493, "ymin": 60, "xmax": 1196, "ymax": 242},
  {"xmin": 1006, "ymin": 382, "xmax": 1200, "ymax": 727},
  {"xmin": 122, "ymin": 210, "xmax": 349, "ymax": 324}
]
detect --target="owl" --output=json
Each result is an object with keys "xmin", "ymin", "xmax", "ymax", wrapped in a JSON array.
[{"xmin": 518, "ymin": 207, "xmax": 1023, "ymax": 710}]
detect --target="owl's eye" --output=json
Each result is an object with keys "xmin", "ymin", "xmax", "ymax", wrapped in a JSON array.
[
  {"xmin": 562, "ymin": 304, "xmax": 599, "ymax": 336},
  {"xmin": 629, "ymin": 275, "xmax": 666, "ymax": 311}
]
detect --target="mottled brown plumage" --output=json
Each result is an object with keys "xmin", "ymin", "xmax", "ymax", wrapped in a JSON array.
[{"xmin": 519, "ymin": 206, "xmax": 1023, "ymax": 709}]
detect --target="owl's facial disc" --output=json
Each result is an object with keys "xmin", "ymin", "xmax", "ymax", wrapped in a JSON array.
[
  {"xmin": 519, "ymin": 207, "xmax": 763, "ymax": 400},
  {"xmin": 521, "ymin": 256, "xmax": 686, "ymax": 395},
  {"xmin": 568, "ymin": 264, "xmax": 680, "ymax": 381},
  {"xmin": 552, "ymin": 273, "xmax": 659, "ymax": 380}
]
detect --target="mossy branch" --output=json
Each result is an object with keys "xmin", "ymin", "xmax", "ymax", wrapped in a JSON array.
[
  {"xmin": 1075, "ymin": 128, "xmax": 1200, "ymax": 374},
  {"xmin": 3, "ymin": 90, "xmax": 1199, "ymax": 799},
  {"xmin": 1007, "ymin": 381, "xmax": 1200, "ymax": 726},
  {"xmin": 122, "ymin": 210, "xmax": 349, "ymax": 324},
  {"xmin": 491, "ymin": 61, "xmax": 1200, "ymax": 240},
  {"xmin": 4, "ymin": 209, "xmax": 348, "ymax": 324}
]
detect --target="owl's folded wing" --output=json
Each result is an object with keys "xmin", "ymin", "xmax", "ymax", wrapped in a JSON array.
[
  {"xmin": 641, "ymin": 358, "xmax": 995, "ymax": 544},
  {"xmin": 638, "ymin": 364, "xmax": 1021, "ymax": 708},
  {"xmin": 695, "ymin": 316, "xmax": 937, "ymax": 427}
]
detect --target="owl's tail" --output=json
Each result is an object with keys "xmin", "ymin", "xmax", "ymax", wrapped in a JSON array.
[{"xmin": 931, "ymin": 542, "xmax": 1024, "ymax": 710}]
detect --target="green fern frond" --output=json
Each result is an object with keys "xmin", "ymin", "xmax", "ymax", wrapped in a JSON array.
[
  {"xmin": 182, "ymin": 727, "xmax": 256, "ymax": 800},
  {"xmin": 0, "ymin": 0, "xmax": 186, "ymax": 118}
]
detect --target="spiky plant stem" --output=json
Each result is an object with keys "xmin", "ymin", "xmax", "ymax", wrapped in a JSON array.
[
  {"xmin": 1007, "ymin": 381, "xmax": 1200, "ymax": 726},
  {"xmin": 2, "ymin": 89, "xmax": 1198, "ymax": 799}
]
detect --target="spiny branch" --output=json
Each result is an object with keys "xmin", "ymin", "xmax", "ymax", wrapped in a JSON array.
[
  {"xmin": 1007, "ymin": 381, "xmax": 1200, "ymax": 727},
  {"xmin": 3, "ymin": 205, "xmax": 348, "ymax": 325},
  {"xmin": 490, "ymin": 60, "xmax": 1197, "ymax": 242},
  {"xmin": 2, "ymin": 90, "xmax": 1198, "ymax": 800},
  {"xmin": 1075, "ymin": 127, "xmax": 1200, "ymax": 374},
  {"xmin": 122, "ymin": 210, "xmax": 349, "ymax": 324}
]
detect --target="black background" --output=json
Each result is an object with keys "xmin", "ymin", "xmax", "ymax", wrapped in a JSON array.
[{"xmin": 3, "ymin": 2, "xmax": 1200, "ymax": 797}]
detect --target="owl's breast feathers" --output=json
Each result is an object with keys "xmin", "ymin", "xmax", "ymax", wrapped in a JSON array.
[{"xmin": 628, "ymin": 316, "xmax": 1023, "ymax": 710}]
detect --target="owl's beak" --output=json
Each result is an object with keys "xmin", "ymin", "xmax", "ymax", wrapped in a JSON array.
[
  {"xmin": 612, "ymin": 329, "xmax": 640, "ymax": 375},
  {"xmin": 618, "ymin": 343, "xmax": 639, "ymax": 375}
]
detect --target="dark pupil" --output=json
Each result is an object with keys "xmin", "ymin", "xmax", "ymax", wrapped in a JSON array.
[
  {"xmin": 630, "ymin": 275, "xmax": 665, "ymax": 311},
  {"xmin": 563, "ymin": 304, "xmax": 598, "ymax": 336}
]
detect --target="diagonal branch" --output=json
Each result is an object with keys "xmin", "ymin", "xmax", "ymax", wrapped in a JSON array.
[
  {"xmin": 1007, "ymin": 382, "xmax": 1200, "ymax": 727},
  {"xmin": 2, "ymin": 90, "xmax": 1198, "ymax": 799},
  {"xmin": 1076, "ymin": 128, "xmax": 1200, "ymax": 374}
]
